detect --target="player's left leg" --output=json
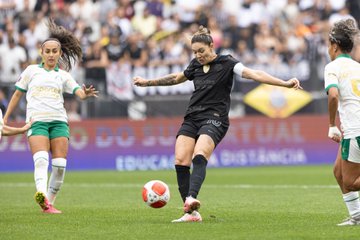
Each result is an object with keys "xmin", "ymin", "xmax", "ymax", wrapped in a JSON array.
[
  {"xmin": 183, "ymin": 134, "xmax": 214, "ymax": 213},
  {"xmin": 338, "ymin": 138, "xmax": 360, "ymax": 226},
  {"xmin": 48, "ymin": 136, "xmax": 68, "ymax": 206},
  {"xmin": 47, "ymin": 157, "xmax": 66, "ymax": 204}
]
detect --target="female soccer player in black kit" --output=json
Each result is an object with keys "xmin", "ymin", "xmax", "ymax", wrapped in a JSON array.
[{"xmin": 133, "ymin": 26, "xmax": 302, "ymax": 222}]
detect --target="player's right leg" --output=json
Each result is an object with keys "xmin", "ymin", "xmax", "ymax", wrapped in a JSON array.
[
  {"xmin": 32, "ymin": 150, "xmax": 49, "ymax": 195},
  {"xmin": 28, "ymin": 129, "xmax": 55, "ymax": 213},
  {"xmin": 174, "ymin": 135, "xmax": 196, "ymax": 202},
  {"xmin": 34, "ymin": 191, "xmax": 50, "ymax": 210}
]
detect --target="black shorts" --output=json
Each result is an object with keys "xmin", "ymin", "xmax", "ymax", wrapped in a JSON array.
[{"xmin": 177, "ymin": 117, "xmax": 229, "ymax": 146}]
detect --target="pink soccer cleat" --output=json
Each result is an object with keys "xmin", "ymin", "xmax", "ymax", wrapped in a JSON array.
[
  {"xmin": 34, "ymin": 191, "xmax": 62, "ymax": 214},
  {"xmin": 171, "ymin": 210, "xmax": 202, "ymax": 223},
  {"xmin": 42, "ymin": 205, "xmax": 62, "ymax": 214},
  {"xmin": 183, "ymin": 196, "xmax": 201, "ymax": 213},
  {"xmin": 34, "ymin": 192, "xmax": 50, "ymax": 210}
]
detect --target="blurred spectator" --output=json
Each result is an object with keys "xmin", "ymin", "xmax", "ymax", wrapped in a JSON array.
[
  {"xmin": 123, "ymin": 32, "xmax": 148, "ymax": 69},
  {"xmin": 131, "ymin": 1, "xmax": 158, "ymax": 38},
  {"xmin": 234, "ymin": 40, "xmax": 254, "ymax": 66},
  {"xmin": 22, "ymin": 17, "xmax": 46, "ymax": 63},
  {"xmin": 83, "ymin": 40, "xmax": 109, "ymax": 96},
  {"xmin": 69, "ymin": 0, "xmax": 98, "ymax": 25},
  {"xmin": 175, "ymin": 0, "xmax": 204, "ymax": 29},
  {"xmin": 207, "ymin": 16, "xmax": 223, "ymax": 51},
  {"xmin": 33, "ymin": 0, "xmax": 50, "ymax": 18},
  {"xmin": 160, "ymin": 13, "xmax": 180, "ymax": 32},
  {"xmin": 114, "ymin": 6, "xmax": 132, "ymax": 39},
  {"xmin": 98, "ymin": 0, "xmax": 118, "ymax": 24},
  {"xmin": 0, "ymin": 36, "xmax": 27, "ymax": 83},
  {"xmin": 0, "ymin": 88, "xmax": 8, "ymax": 113},
  {"xmin": 118, "ymin": 0, "xmax": 135, "ymax": 19},
  {"xmin": 217, "ymin": 34, "xmax": 235, "ymax": 56},
  {"xmin": 15, "ymin": 0, "xmax": 35, "ymax": 33},
  {"xmin": 346, "ymin": 0, "xmax": 360, "ymax": 27},
  {"xmin": 161, "ymin": 34, "xmax": 188, "ymax": 69},
  {"xmin": 0, "ymin": 0, "xmax": 357, "ymax": 118},
  {"xmin": 223, "ymin": 15, "xmax": 242, "ymax": 50},
  {"xmin": 54, "ymin": 2, "xmax": 76, "ymax": 31},
  {"xmin": 106, "ymin": 30, "xmax": 126, "ymax": 62},
  {"xmin": 147, "ymin": 0, "xmax": 164, "ymax": 18},
  {"xmin": 64, "ymin": 98, "xmax": 82, "ymax": 122},
  {"xmin": 329, "ymin": 6, "xmax": 354, "ymax": 25},
  {"xmin": 146, "ymin": 37, "xmax": 163, "ymax": 68},
  {"xmin": 0, "ymin": 0, "xmax": 16, "ymax": 30},
  {"xmin": 209, "ymin": 0, "xmax": 229, "ymax": 30}
]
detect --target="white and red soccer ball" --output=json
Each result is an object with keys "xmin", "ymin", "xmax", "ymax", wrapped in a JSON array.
[{"xmin": 142, "ymin": 180, "xmax": 170, "ymax": 208}]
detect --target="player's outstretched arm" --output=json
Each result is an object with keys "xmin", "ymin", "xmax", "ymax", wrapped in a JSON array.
[
  {"xmin": 133, "ymin": 72, "xmax": 188, "ymax": 87},
  {"xmin": 75, "ymin": 84, "xmax": 99, "ymax": 100},
  {"xmin": 242, "ymin": 67, "xmax": 302, "ymax": 90},
  {"xmin": 3, "ymin": 89, "xmax": 24, "ymax": 124},
  {"xmin": 2, "ymin": 120, "xmax": 32, "ymax": 136}
]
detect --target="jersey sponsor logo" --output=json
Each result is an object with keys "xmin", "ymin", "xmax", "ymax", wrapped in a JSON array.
[
  {"xmin": 207, "ymin": 119, "xmax": 222, "ymax": 127},
  {"xmin": 31, "ymin": 86, "xmax": 61, "ymax": 99}
]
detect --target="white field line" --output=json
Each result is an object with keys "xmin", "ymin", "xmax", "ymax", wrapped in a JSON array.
[{"xmin": 0, "ymin": 183, "xmax": 339, "ymax": 189}]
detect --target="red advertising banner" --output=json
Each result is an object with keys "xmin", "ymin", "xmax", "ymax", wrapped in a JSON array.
[{"xmin": 0, "ymin": 115, "xmax": 338, "ymax": 171}]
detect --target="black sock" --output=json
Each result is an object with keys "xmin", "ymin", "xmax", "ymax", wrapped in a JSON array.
[
  {"xmin": 188, "ymin": 154, "xmax": 208, "ymax": 199},
  {"xmin": 175, "ymin": 165, "xmax": 190, "ymax": 203}
]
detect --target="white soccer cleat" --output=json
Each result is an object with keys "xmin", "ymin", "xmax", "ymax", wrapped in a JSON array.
[
  {"xmin": 337, "ymin": 216, "xmax": 360, "ymax": 226},
  {"xmin": 183, "ymin": 196, "xmax": 201, "ymax": 213},
  {"xmin": 171, "ymin": 210, "xmax": 202, "ymax": 223}
]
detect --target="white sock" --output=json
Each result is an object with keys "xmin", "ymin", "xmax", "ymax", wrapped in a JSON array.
[
  {"xmin": 343, "ymin": 192, "xmax": 360, "ymax": 218},
  {"xmin": 33, "ymin": 151, "xmax": 49, "ymax": 194},
  {"xmin": 47, "ymin": 158, "xmax": 67, "ymax": 205}
]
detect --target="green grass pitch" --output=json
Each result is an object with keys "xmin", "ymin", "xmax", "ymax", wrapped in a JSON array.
[{"xmin": 1, "ymin": 165, "xmax": 360, "ymax": 240}]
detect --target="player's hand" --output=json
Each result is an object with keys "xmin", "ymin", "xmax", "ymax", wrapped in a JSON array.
[
  {"xmin": 82, "ymin": 84, "xmax": 99, "ymax": 98},
  {"xmin": 286, "ymin": 78, "xmax": 303, "ymax": 90},
  {"xmin": 22, "ymin": 119, "xmax": 32, "ymax": 132},
  {"xmin": 328, "ymin": 126, "xmax": 342, "ymax": 143},
  {"xmin": 133, "ymin": 76, "xmax": 150, "ymax": 87}
]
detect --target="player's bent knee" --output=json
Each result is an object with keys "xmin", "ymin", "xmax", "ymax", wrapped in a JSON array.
[
  {"xmin": 52, "ymin": 158, "xmax": 67, "ymax": 168},
  {"xmin": 33, "ymin": 151, "xmax": 49, "ymax": 167},
  {"xmin": 174, "ymin": 157, "xmax": 191, "ymax": 166}
]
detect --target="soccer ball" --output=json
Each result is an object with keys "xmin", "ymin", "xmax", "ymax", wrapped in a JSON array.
[{"xmin": 142, "ymin": 180, "xmax": 170, "ymax": 208}]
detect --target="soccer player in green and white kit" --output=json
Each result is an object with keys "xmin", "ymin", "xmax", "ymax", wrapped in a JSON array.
[
  {"xmin": 325, "ymin": 18, "xmax": 360, "ymax": 226},
  {"xmin": 4, "ymin": 19, "xmax": 98, "ymax": 214}
]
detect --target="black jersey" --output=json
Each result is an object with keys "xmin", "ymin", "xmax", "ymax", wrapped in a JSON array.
[{"xmin": 183, "ymin": 55, "xmax": 239, "ymax": 120}]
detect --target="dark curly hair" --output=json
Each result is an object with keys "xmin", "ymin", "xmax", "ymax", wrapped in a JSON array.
[
  {"xmin": 42, "ymin": 19, "xmax": 82, "ymax": 71},
  {"xmin": 329, "ymin": 18, "xmax": 359, "ymax": 53}
]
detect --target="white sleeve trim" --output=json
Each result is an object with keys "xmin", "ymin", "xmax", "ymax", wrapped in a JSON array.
[{"xmin": 233, "ymin": 62, "xmax": 244, "ymax": 77}]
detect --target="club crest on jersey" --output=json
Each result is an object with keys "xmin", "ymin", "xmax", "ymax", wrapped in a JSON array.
[{"xmin": 203, "ymin": 65, "xmax": 210, "ymax": 73}]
